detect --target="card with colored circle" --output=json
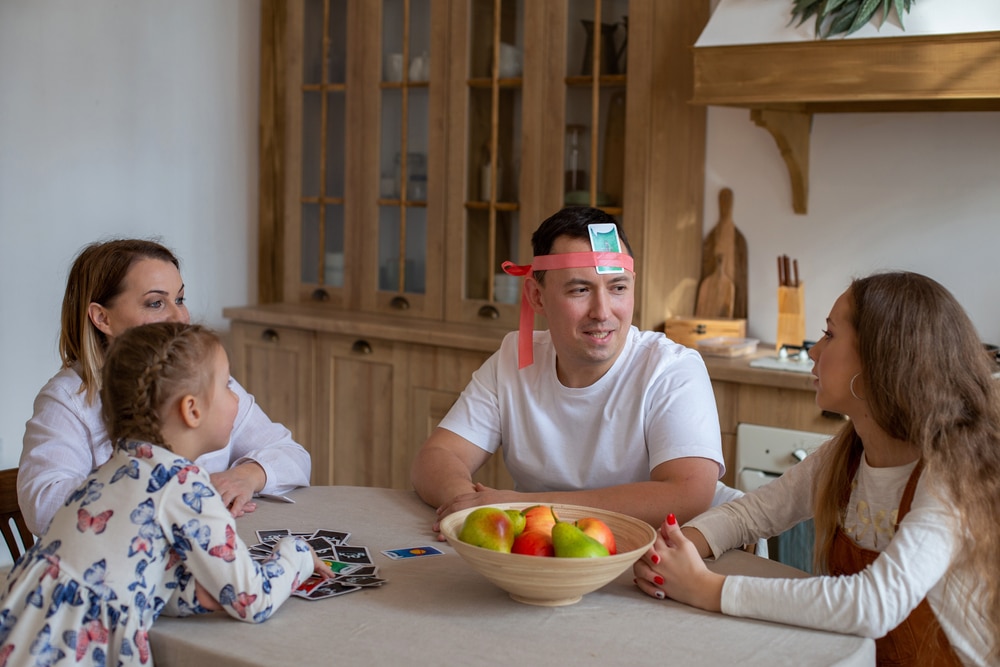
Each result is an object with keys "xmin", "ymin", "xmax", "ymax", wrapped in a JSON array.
[{"xmin": 381, "ymin": 545, "xmax": 444, "ymax": 560}]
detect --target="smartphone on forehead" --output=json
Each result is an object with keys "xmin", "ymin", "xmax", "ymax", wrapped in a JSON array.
[{"xmin": 588, "ymin": 223, "xmax": 624, "ymax": 274}]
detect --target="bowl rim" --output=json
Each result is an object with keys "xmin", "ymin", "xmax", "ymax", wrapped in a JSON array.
[{"xmin": 440, "ymin": 501, "xmax": 656, "ymax": 562}]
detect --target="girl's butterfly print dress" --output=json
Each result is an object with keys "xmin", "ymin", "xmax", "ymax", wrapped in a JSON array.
[{"xmin": 0, "ymin": 440, "xmax": 314, "ymax": 666}]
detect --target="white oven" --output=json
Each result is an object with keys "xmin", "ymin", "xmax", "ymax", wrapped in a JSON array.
[{"xmin": 736, "ymin": 423, "xmax": 832, "ymax": 572}]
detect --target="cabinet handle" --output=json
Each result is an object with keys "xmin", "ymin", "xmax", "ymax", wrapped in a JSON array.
[
  {"xmin": 478, "ymin": 305, "xmax": 500, "ymax": 320},
  {"xmin": 351, "ymin": 340, "xmax": 373, "ymax": 355},
  {"xmin": 390, "ymin": 296, "xmax": 410, "ymax": 310},
  {"xmin": 694, "ymin": 324, "xmax": 707, "ymax": 334},
  {"xmin": 261, "ymin": 329, "xmax": 279, "ymax": 343},
  {"xmin": 311, "ymin": 288, "xmax": 330, "ymax": 302}
]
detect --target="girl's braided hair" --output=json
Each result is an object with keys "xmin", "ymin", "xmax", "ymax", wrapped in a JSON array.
[{"xmin": 101, "ymin": 322, "xmax": 221, "ymax": 449}]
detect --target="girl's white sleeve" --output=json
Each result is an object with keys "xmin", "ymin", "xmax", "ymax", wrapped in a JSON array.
[{"xmin": 719, "ymin": 481, "xmax": 956, "ymax": 638}]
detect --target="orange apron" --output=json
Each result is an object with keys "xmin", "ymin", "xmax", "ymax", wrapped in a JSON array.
[{"xmin": 828, "ymin": 461, "xmax": 961, "ymax": 666}]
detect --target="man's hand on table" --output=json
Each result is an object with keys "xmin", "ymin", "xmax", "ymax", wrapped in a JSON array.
[{"xmin": 432, "ymin": 483, "xmax": 523, "ymax": 541}]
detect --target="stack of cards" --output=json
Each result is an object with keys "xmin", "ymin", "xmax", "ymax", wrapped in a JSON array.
[{"xmin": 250, "ymin": 527, "xmax": 385, "ymax": 601}]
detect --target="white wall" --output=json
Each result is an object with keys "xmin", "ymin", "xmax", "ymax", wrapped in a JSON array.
[
  {"xmin": 0, "ymin": 1, "xmax": 261, "ymax": 467},
  {"xmin": 700, "ymin": 0, "xmax": 1000, "ymax": 348}
]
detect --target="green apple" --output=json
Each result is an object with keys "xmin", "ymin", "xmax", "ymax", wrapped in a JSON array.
[
  {"xmin": 511, "ymin": 529, "xmax": 555, "ymax": 557},
  {"xmin": 575, "ymin": 517, "xmax": 617, "ymax": 555},
  {"xmin": 551, "ymin": 521, "xmax": 610, "ymax": 558},
  {"xmin": 505, "ymin": 509, "xmax": 526, "ymax": 536},
  {"xmin": 458, "ymin": 507, "xmax": 516, "ymax": 552}
]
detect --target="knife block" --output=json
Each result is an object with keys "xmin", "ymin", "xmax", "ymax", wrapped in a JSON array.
[{"xmin": 776, "ymin": 284, "xmax": 805, "ymax": 351}]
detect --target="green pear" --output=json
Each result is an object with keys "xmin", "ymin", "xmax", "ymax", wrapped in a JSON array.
[
  {"xmin": 505, "ymin": 509, "xmax": 526, "ymax": 536},
  {"xmin": 458, "ymin": 507, "xmax": 516, "ymax": 552},
  {"xmin": 551, "ymin": 521, "xmax": 610, "ymax": 558}
]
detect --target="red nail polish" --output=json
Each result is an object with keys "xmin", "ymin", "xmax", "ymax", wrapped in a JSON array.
[
  {"xmin": 667, "ymin": 513, "xmax": 677, "ymax": 526},
  {"xmin": 654, "ymin": 575, "xmax": 664, "ymax": 586},
  {"xmin": 651, "ymin": 553, "xmax": 661, "ymax": 565}
]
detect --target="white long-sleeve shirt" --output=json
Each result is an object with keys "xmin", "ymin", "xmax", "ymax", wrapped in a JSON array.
[
  {"xmin": 19, "ymin": 366, "xmax": 311, "ymax": 535},
  {"xmin": 687, "ymin": 447, "xmax": 991, "ymax": 666}
]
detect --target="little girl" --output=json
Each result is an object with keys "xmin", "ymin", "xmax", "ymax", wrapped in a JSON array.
[
  {"xmin": 1, "ymin": 322, "xmax": 332, "ymax": 665},
  {"xmin": 635, "ymin": 272, "xmax": 1000, "ymax": 666}
]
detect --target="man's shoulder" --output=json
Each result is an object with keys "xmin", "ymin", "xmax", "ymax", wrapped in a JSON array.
[{"xmin": 629, "ymin": 328, "xmax": 698, "ymax": 359}]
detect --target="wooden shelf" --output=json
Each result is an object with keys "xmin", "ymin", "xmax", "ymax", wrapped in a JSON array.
[{"xmin": 692, "ymin": 30, "xmax": 1000, "ymax": 213}]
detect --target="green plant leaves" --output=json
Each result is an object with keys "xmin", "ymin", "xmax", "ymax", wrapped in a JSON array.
[{"xmin": 789, "ymin": 0, "xmax": 915, "ymax": 38}]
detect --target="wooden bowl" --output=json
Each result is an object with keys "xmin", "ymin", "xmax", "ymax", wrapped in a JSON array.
[{"xmin": 440, "ymin": 502, "xmax": 656, "ymax": 606}]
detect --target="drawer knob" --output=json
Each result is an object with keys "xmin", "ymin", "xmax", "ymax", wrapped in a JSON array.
[
  {"xmin": 478, "ymin": 305, "xmax": 500, "ymax": 320},
  {"xmin": 352, "ymin": 340, "xmax": 373, "ymax": 355},
  {"xmin": 694, "ymin": 324, "xmax": 707, "ymax": 334},
  {"xmin": 390, "ymin": 296, "xmax": 410, "ymax": 310},
  {"xmin": 311, "ymin": 288, "xmax": 330, "ymax": 302},
  {"xmin": 261, "ymin": 329, "xmax": 279, "ymax": 343}
]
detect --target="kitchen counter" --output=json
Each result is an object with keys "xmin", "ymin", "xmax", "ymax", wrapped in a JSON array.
[{"xmin": 701, "ymin": 348, "xmax": 817, "ymax": 391}]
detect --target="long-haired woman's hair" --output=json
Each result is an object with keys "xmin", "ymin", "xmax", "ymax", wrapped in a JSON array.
[
  {"xmin": 812, "ymin": 271, "xmax": 1000, "ymax": 658},
  {"xmin": 100, "ymin": 322, "xmax": 219, "ymax": 449},
  {"xmin": 60, "ymin": 239, "xmax": 181, "ymax": 403}
]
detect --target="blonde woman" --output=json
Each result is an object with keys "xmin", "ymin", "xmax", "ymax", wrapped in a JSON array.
[{"xmin": 19, "ymin": 239, "xmax": 310, "ymax": 535}]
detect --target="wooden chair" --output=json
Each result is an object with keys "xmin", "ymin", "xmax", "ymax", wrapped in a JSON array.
[{"xmin": 0, "ymin": 468, "xmax": 34, "ymax": 563}]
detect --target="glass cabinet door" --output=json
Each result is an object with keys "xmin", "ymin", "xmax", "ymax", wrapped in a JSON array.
[
  {"xmin": 295, "ymin": 0, "xmax": 349, "ymax": 305},
  {"xmin": 378, "ymin": 0, "xmax": 429, "ymax": 296},
  {"xmin": 446, "ymin": 0, "xmax": 526, "ymax": 325},
  {"xmin": 564, "ymin": 0, "xmax": 628, "ymax": 217}
]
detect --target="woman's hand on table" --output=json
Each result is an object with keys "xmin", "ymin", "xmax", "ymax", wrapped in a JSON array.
[
  {"xmin": 210, "ymin": 463, "xmax": 264, "ymax": 518},
  {"xmin": 633, "ymin": 514, "xmax": 725, "ymax": 613},
  {"xmin": 431, "ymin": 483, "xmax": 523, "ymax": 541}
]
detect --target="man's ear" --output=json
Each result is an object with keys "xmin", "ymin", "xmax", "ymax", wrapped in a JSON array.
[
  {"xmin": 524, "ymin": 277, "xmax": 545, "ymax": 314},
  {"xmin": 178, "ymin": 394, "xmax": 202, "ymax": 428},
  {"xmin": 88, "ymin": 302, "xmax": 114, "ymax": 337}
]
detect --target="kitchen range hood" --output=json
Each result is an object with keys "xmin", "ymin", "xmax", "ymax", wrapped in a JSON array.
[{"xmin": 690, "ymin": 2, "xmax": 1000, "ymax": 213}]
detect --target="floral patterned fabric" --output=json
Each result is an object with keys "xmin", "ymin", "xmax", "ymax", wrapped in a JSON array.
[{"xmin": 0, "ymin": 440, "xmax": 313, "ymax": 666}]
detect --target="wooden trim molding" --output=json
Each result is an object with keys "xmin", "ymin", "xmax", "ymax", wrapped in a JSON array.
[
  {"xmin": 258, "ymin": 0, "xmax": 286, "ymax": 303},
  {"xmin": 692, "ymin": 31, "xmax": 1000, "ymax": 214}
]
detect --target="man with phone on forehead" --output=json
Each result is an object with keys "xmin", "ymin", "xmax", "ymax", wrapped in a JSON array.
[{"xmin": 411, "ymin": 207, "xmax": 724, "ymax": 531}]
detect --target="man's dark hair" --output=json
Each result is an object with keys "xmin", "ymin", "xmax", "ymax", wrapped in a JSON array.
[{"xmin": 530, "ymin": 207, "xmax": 633, "ymax": 283}]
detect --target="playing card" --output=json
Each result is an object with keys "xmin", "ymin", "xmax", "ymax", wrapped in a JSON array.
[
  {"xmin": 256, "ymin": 528, "xmax": 290, "ymax": 544},
  {"xmin": 335, "ymin": 575, "xmax": 386, "ymax": 587},
  {"xmin": 381, "ymin": 546, "xmax": 444, "ymax": 560},
  {"xmin": 312, "ymin": 529, "xmax": 351, "ymax": 545},
  {"xmin": 333, "ymin": 545, "xmax": 373, "ymax": 565},
  {"xmin": 306, "ymin": 536, "xmax": 336, "ymax": 556},
  {"xmin": 322, "ymin": 559, "xmax": 361, "ymax": 575}
]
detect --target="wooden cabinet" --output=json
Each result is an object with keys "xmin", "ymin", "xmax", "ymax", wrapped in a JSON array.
[
  {"xmin": 228, "ymin": 322, "xmax": 316, "ymax": 460},
  {"xmin": 224, "ymin": 304, "xmax": 513, "ymax": 489},
  {"xmin": 261, "ymin": 0, "xmax": 709, "ymax": 330},
  {"xmin": 240, "ymin": 0, "xmax": 710, "ymax": 491},
  {"xmin": 314, "ymin": 333, "xmax": 408, "ymax": 487},
  {"xmin": 704, "ymin": 353, "xmax": 847, "ymax": 487}
]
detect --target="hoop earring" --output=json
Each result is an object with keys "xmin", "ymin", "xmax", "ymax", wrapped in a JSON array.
[{"xmin": 849, "ymin": 373, "xmax": 865, "ymax": 401}]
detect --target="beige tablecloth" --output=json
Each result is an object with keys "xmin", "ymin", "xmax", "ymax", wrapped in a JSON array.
[{"xmin": 149, "ymin": 486, "xmax": 874, "ymax": 666}]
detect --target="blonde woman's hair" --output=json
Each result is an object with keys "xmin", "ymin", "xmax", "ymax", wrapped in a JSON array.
[
  {"xmin": 60, "ymin": 239, "xmax": 181, "ymax": 404},
  {"xmin": 100, "ymin": 322, "xmax": 219, "ymax": 449},
  {"xmin": 811, "ymin": 271, "xmax": 1000, "ymax": 660}
]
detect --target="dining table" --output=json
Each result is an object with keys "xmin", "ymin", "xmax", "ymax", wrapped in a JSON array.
[{"xmin": 149, "ymin": 486, "xmax": 875, "ymax": 666}]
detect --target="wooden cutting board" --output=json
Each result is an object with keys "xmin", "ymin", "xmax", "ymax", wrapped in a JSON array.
[
  {"xmin": 695, "ymin": 255, "xmax": 736, "ymax": 319},
  {"xmin": 699, "ymin": 188, "xmax": 748, "ymax": 319}
]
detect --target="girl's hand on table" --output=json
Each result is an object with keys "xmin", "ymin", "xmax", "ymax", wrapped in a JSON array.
[
  {"xmin": 310, "ymin": 549, "xmax": 336, "ymax": 579},
  {"xmin": 633, "ymin": 514, "xmax": 725, "ymax": 613}
]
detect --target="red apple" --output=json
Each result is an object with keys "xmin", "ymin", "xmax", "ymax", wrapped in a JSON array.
[
  {"xmin": 575, "ymin": 517, "xmax": 616, "ymax": 555},
  {"xmin": 521, "ymin": 505, "xmax": 558, "ymax": 534},
  {"xmin": 511, "ymin": 529, "xmax": 555, "ymax": 557}
]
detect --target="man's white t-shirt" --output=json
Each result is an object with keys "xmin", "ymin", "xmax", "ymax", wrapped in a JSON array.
[{"xmin": 438, "ymin": 327, "xmax": 724, "ymax": 491}]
